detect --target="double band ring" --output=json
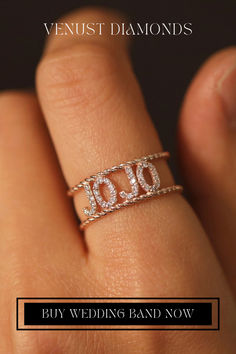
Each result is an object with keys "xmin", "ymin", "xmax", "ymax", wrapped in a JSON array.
[{"xmin": 68, "ymin": 152, "xmax": 183, "ymax": 230}]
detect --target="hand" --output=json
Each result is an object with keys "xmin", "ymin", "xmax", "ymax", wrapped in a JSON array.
[{"xmin": 0, "ymin": 7, "xmax": 235, "ymax": 354}]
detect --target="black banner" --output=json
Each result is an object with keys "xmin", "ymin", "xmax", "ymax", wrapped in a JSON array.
[
  {"xmin": 17, "ymin": 298, "xmax": 219, "ymax": 330},
  {"xmin": 24, "ymin": 301, "xmax": 211, "ymax": 326}
]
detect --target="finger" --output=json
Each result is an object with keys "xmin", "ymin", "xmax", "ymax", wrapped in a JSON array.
[
  {"xmin": 36, "ymin": 7, "xmax": 232, "ymax": 303},
  {"xmin": 178, "ymin": 47, "xmax": 236, "ymax": 294},
  {"xmin": 0, "ymin": 91, "xmax": 90, "ymax": 354},
  {"xmin": 0, "ymin": 91, "xmax": 85, "ymax": 262},
  {"xmin": 36, "ymin": 8, "xmax": 175, "ymax": 237}
]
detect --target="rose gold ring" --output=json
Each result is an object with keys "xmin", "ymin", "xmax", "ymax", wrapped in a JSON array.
[{"xmin": 67, "ymin": 152, "xmax": 183, "ymax": 230}]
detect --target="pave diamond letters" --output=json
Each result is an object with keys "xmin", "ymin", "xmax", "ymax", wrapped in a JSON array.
[
  {"xmin": 82, "ymin": 182, "xmax": 97, "ymax": 216},
  {"xmin": 136, "ymin": 161, "xmax": 160, "ymax": 192},
  {"xmin": 83, "ymin": 162, "xmax": 160, "ymax": 216},
  {"xmin": 119, "ymin": 166, "xmax": 139, "ymax": 201},
  {"xmin": 93, "ymin": 176, "xmax": 117, "ymax": 209}
]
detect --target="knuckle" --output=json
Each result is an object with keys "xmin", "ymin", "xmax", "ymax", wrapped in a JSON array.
[{"xmin": 37, "ymin": 43, "xmax": 122, "ymax": 112}]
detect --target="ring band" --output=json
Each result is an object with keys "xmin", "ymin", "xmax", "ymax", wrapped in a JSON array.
[{"xmin": 67, "ymin": 152, "xmax": 183, "ymax": 230}]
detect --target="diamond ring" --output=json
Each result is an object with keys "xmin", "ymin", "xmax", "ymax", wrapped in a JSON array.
[{"xmin": 67, "ymin": 152, "xmax": 183, "ymax": 230}]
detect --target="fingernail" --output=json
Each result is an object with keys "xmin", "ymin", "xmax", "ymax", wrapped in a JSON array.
[{"xmin": 218, "ymin": 62, "xmax": 236, "ymax": 129}]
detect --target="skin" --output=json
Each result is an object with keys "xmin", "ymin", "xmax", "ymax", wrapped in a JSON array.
[{"xmin": 0, "ymin": 7, "xmax": 235, "ymax": 354}]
